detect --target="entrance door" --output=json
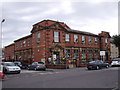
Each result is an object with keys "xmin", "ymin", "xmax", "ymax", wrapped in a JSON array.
[
  {"xmin": 54, "ymin": 52, "xmax": 60, "ymax": 64},
  {"xmin": 54, "ymin": 52, "xmax": 60, "ymax": 59}
]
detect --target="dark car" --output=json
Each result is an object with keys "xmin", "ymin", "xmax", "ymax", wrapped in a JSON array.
[
  {"xmin": 27, "ymin": 62, "xmax": 46, "ymax": 71},
  {"xmin": 14, "ymin": 61, "xmax": 27, "ymax": 69},
  {"xmin": 87, "ymin": 60, "xmax": 109, "ymax": 70}
]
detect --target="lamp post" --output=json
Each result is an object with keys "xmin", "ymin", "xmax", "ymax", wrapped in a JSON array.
[
  {"xmin": 1, "ymin": 19, "xmax": 5, "ymax": 47},
  {"xmin": 1, "ymin": 19, "xmax": 5, "ymax": 61}
]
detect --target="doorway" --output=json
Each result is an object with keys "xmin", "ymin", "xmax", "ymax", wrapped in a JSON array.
[{"xmin": 53, "ymin": 52, "xmax": 60, "ymax": 64}]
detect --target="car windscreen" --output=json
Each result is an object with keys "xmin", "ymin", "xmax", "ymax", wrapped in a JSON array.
[
  {"xmin": 4, "ymin": 62, "xmax": 16, "ymax": 66},
  {"xmin": 14, "ymin": 62, "xmax": 22, "ymax": 65},
  {"xmin": 89, "ymin": 61, "xmax": 102, "ymax": 64},
  {"xmin": 89, "ymin": 61, "xmax": 96, "ymax": 64},
  {"xmin": 37, "ymin": 62, "xmax": 44, "ymax": 65},
  {"xmin": 112, "ymin": 60, "xmax": 120, "ymax": 62}
]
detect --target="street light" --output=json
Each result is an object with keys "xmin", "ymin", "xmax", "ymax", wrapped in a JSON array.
[
  {"xmin": 1, "ymin": 19, "xmax": 5, "ymax": 61},
  {"xmin": 1, "ymin": 19, "xmax": 5, "ymax": 45}
]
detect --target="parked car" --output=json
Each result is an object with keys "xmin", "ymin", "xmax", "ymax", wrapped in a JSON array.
[
  {"xmin": 14, "ymin": 61, "xmax": 27, "ymax": 69},
  {"xmin": 2, "ymin": 62, "xmax": 21, "ymax": 74},
  {"xmin": 87, "ymin": 60, "xmax": 109, "ymax": 70},
  {"xmin": 27, "ymin": 62, "xmax": 46, "ymax": 71},
  {"xmin": 111, "ymin": 58, "xmax": 120, "ymax": 67}
]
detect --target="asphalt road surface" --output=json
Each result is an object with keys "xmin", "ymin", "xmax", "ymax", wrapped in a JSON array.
[{"xmin": 2, "ymin": 67, "xmax": 119, "ymax": 89}]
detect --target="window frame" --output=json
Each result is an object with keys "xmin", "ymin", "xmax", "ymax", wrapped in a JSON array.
[
  {"xmin": 74, "ymin": 49, "xmax": 79, "ymax": 58},
  {"xmin": 82, "ymin": 36, "xmax": 86, "ymax": 44},
  {"xmin": 37, "ymin": 32, "xmax": 40, "ymax": 42},
  {"xmin": 95, "ymin": 37, "xmax": 98, "ymax": 44},
  {"xmin": 54, "ymin": 31, "xmax": 59, "ymax": 42},
  {"xmin": 88, "ymin": 36, "xmax": 92, "ymax": 44},
  {"xmin": 65, "ymin": 34, "xmax": 70, "ymax": 42},
  {"xmin": 74, "ymin": 35, "xmax": 78, "ymax": 43}
]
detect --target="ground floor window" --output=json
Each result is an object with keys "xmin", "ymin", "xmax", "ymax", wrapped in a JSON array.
[
  {"xmin": 87, "ymin": 50, "xmax": 93, "ymax": 62},
  {"xmin": 74, "ymin": 49, "xmax": 79, "ymax": 58},
  {"xmin": 80, "ymin": 59, "xmax": 87, "ymax": 65},
  {"xmin": 65, "ymin": 49, "xmax": 71, "ymax": 59}
]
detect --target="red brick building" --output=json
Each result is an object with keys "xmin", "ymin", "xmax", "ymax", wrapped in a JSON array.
[
  {"xmin": 4, "ymin": 43, "xmax": 15, "ymax": 61},
  {"xmin": 4, "ymin": 20, "xmax": 111, "ymax": 68}
]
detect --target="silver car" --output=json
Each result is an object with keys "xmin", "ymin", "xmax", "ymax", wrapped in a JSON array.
[
  {"xmin": 2, "ymin": 62, "xmax": 21, "ymax": 74},
  {"xmin": 111, "ymin": 58, "xmax": 120, "ymax": 66}
]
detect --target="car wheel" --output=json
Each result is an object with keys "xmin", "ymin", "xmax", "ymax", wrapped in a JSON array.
[
  {"xmin": 96, "ymin": 66, "xmax": 100, "ymax": 70},
  {"xmin": 27, "ymin": 67, "xmax": 30, "ymax": 70},
  {"xmin": 3, "ymin": 69, "xmax": 8, "ymax": 74},
  {"xmin": 17, "ymin": 71, "xmax": 21, "ymax": 74},
  {"xmin": 87, "ymin": 68, "xmax": 91, "ymax": 70},
  {"xmin": 34, "ymin": 68, "xmax": 37, "ymax": 71},
  {"xmin": 106, "ymin": 65, "xmax": 109, "ymax": 68}
]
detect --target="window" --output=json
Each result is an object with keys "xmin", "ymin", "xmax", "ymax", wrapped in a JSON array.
[
  {"xmin": 20, "ymin": 42, "xmax": 22, "ymax": 48},
  {"xmin": 23, "ymin": 40, "xmax": 26, "ymax": 47},
  {"xmin": 82, "ymin": 36, "xmax": 85, "ymax": 43},
  {"xmin": 65, "ymin": 34, "xmax": 70, "ymax": 42},
  {"xmin": 95, "ymin": 50, "xmax": 98, "ymax": 53},
  {"xmin": 82, "ymin": 50, "xmax": 86, "ymax": 59},
  {"xmin": 16, "ymin": 44, "xmax": 18, "ymax": 48},
  {"xmin": 94, "ymin": 50, "xmax": 99, "ymax": 60},
  {"xmin": 37, "ymin": 32, "xmax": 40, "ymax": 42},
  {"xmin": 65, "ymin": 49, "xmax": 71, "ymax": 58},
  {"xmin": 105, "ymin": 38, "xmax": 108, "ymax": 43},
  {"xmin": 88, "ymin": 50, "xmax": 93, "ymax": 61},
  {"xmin": 54, "ymin": 31, "xmax": 59, "ymax": 42},
  {"xmin": 88, "ymin": 36, "xmax": 92, "ymax": 44},
  {"xmin": 74, "ymin": 35, "xmax": 78, "ymax": 42},
  {"xmin": 28, "ymin": 40, "xmax": 30, "ymax": 46},
  {"xmin": 95, "ymin": 37, "xmax": 98, "ymax": 44},
  {"xmin": 74, "ymin": 49, "xmax": 79, "ymax": 58}
]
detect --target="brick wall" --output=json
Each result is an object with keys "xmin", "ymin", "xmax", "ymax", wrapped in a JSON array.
[{"xmin": 4, "ymin": 20, "xmax": 111, "ymax": 67}]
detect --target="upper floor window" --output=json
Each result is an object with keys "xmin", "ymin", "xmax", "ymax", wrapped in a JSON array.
[
  {"xmin": 74, "ymin": 35, "xmax": 78, "ymax": 42},
  {"xmin": 82, "ymin": 36, "xmax": 85, "ymax": 43},
  {"xmin": 20, "ymin": 42, "xmax": 22, "ymax": 48},
  {"xmin": 54, "ymin": 31, "xmax": 59, "ymax": 42},
  {"xmin": 16, "ymin": 44, "xmax": 18, "ymax": 48},
  {"xmin": 65, "ymin": 34, "xmax": 70, "ymax": 42},
  {"xmin": 105, "ymin": 38, "xmax": 108, "ymax": 43},
  {"xmin": 95, "ymin": 37, "xmax": 98, "ymax": 44},
  {"xmin": 28, "ymin": 40, "xmax": 30, "ymax": 46},
  {"xmin": 88, "ymin": 36, "xmax": 92, "ymax": 44},
  {"xmin": 37, "ymin": 32, "xmax": 40, "ymax": 42},
  {"xmin": 23, "ymin": 40, "xmax": 26, "ymax": 47}
]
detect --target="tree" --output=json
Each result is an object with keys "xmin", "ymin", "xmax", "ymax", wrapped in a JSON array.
[{"xmin": 112, "ymin": 34, "xmax": 120, "ymax": 58}]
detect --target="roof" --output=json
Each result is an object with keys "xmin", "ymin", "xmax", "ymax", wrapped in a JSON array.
[
  {"xmin": 14, "ymin": 34, "xmax": 32, "ymax": 42},
  {"xmin": 5, "ymin": 43, "xmax": 15, "ymax": 48},
  {"xmin": 67, "ymin": 29, "xmax": 98, "ymax": 36},
  {"xmin": 32, "ymin": 20, "xmax": 98, "ymax": 36}
]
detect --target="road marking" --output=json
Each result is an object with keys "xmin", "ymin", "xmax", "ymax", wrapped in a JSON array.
[{"xmin": 21, "ymin": 70, "xmax": 37, "ymax": 73}]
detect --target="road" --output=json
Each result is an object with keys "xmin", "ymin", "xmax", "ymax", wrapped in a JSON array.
[{"xmin": 2, "ymin": 67, "xmax": 119, "ymax": 89}]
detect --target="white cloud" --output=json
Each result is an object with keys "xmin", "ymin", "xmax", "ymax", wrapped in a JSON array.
[
  {"xmin": 1, "ymin": 1, "xmax": 118, "ymax": 47},
  {"xmin": 60, "ymin": 1, "xmax": 74, "ymax": 14}
]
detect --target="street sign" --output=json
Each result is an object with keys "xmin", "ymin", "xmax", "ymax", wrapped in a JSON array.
[{"xmin": 100, "ymin": 51, "xmax": 105, "ymax": 56}]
